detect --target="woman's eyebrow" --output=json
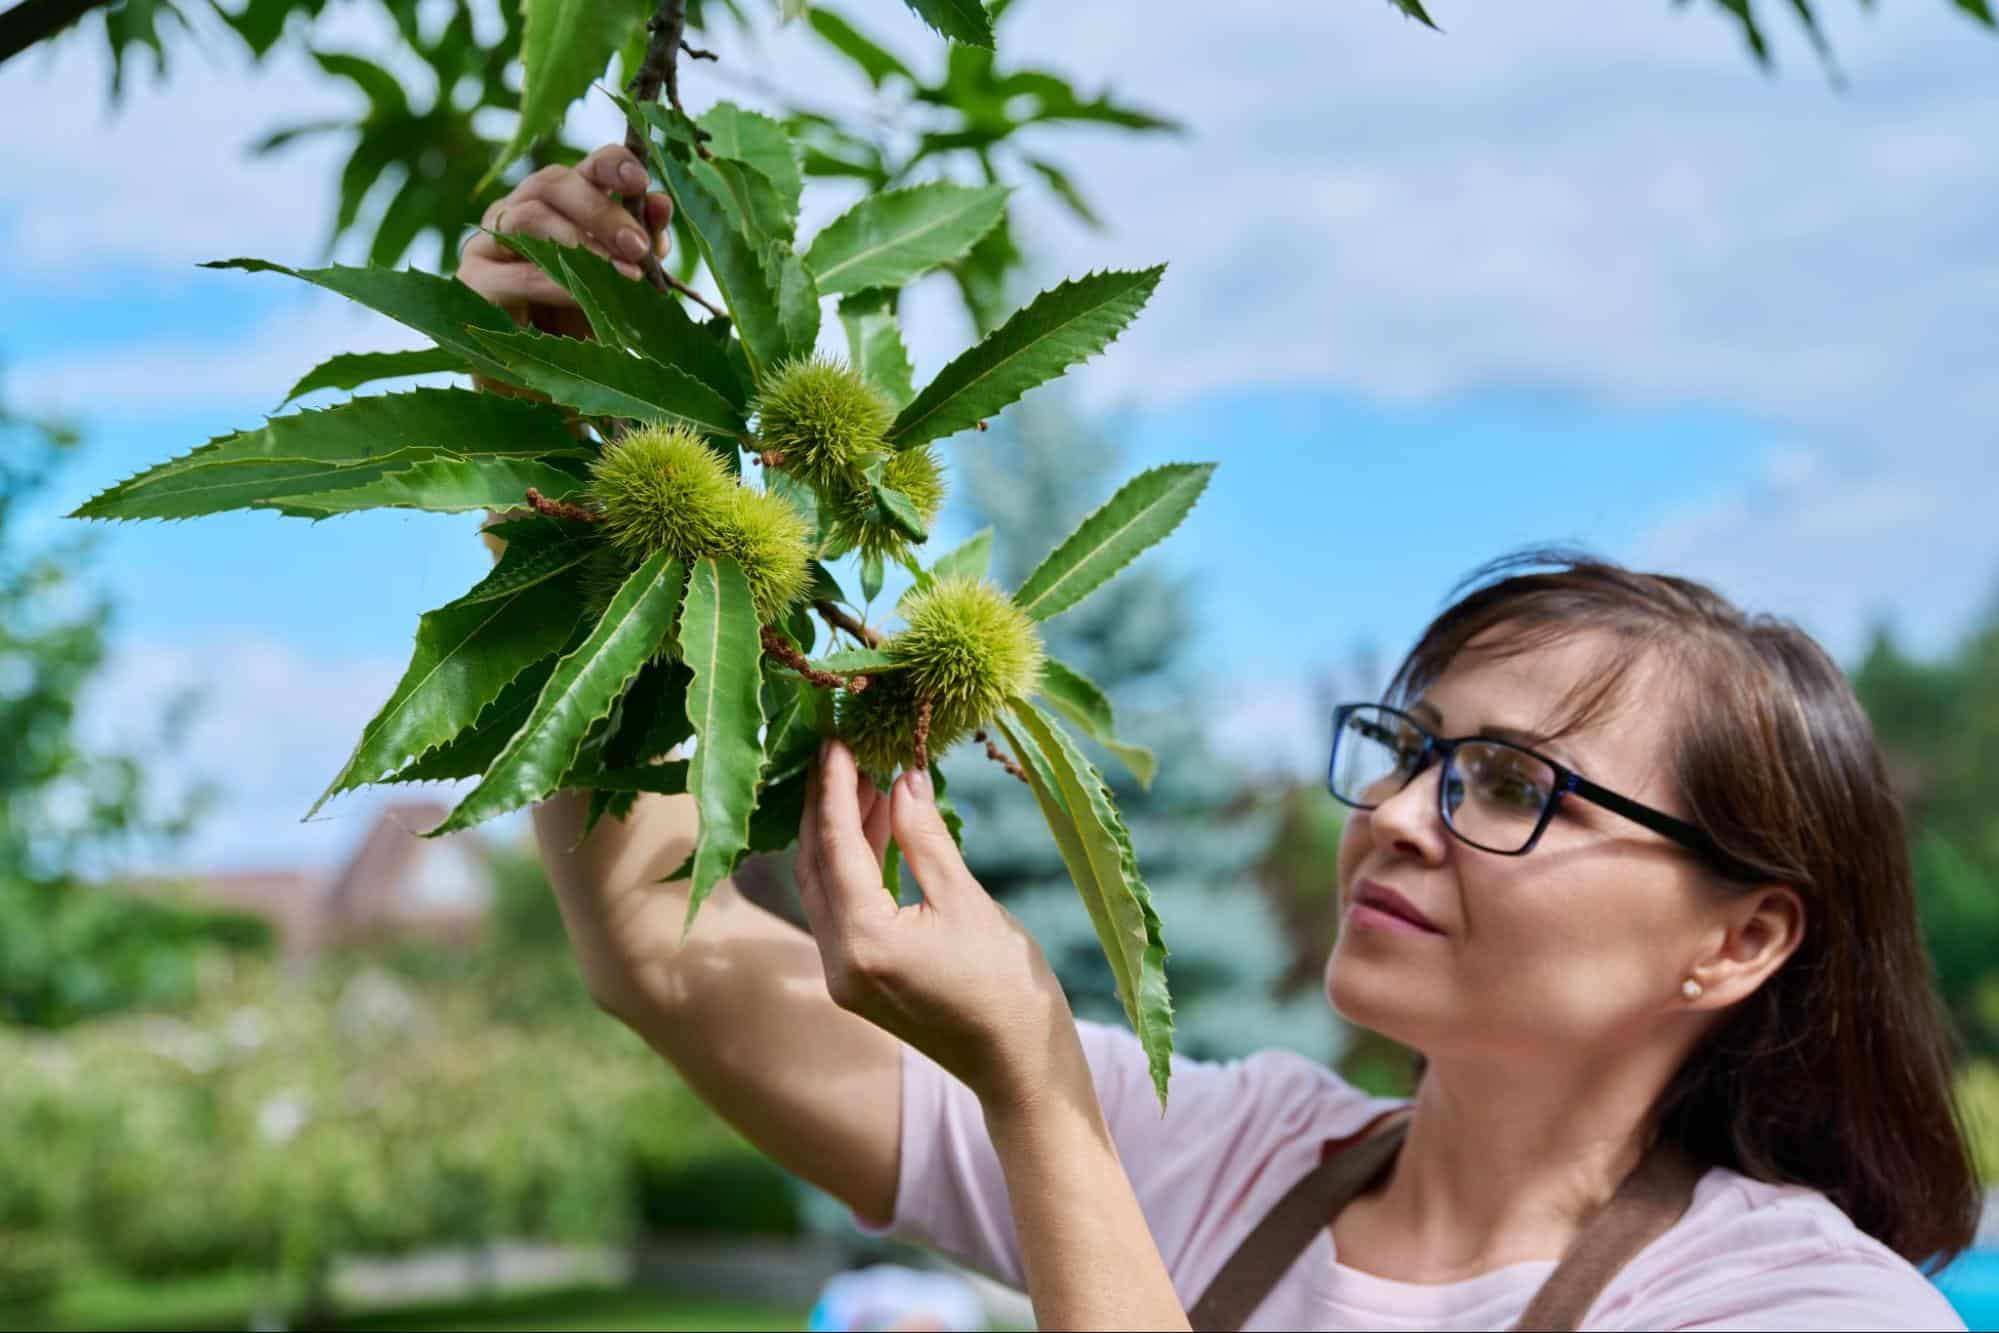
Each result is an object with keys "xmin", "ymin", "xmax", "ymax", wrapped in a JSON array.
[{"xmin": 1412, "ymin": 700, "xmax": 1588, "ymax": 770}]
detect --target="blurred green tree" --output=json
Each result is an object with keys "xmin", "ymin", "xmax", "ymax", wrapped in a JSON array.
[
  {"xmin": 939, "ymin": 395, "xmax": 1345, "ymax": 1065},
  {"xmin": 0, "ymin": 400, "xmax": 239, "ymax": 1029},
  {"xmin": 1852, "ymin": 612, "xmax": 1999, "ymax": 1057}
]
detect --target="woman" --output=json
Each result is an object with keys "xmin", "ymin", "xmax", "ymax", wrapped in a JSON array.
[{"xmin": 462, "ymin": 146, "xmax": 1981, "ymax": 1330}]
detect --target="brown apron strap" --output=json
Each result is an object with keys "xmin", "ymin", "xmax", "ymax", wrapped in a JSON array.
[
  {"xmin": 1508, "ymin": 1139, "xmax": 1705, "ymax": 1332},
  {"xmin": 1188, "ymin": 1110, "xmax": 1412, "ymax": 1333},
  {"xmin": 1187, "ymin": 1115, "xmax": 1704, "ymax": 1333}
]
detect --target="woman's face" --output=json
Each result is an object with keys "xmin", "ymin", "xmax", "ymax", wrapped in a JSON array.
[{"xmin": 1328, "ymin": 630, "xmax": 1724, "ymax": 1066}]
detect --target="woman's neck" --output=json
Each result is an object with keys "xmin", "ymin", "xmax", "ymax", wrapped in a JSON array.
[{"xmin": 1338, "ymin": 1042, "xmax": 1684, "ymax": 1283}]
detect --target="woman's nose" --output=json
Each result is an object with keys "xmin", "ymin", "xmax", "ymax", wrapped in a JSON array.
[{"xmin": 1365, "ymin": 758, "xmax": 1451, "ymax": 864}]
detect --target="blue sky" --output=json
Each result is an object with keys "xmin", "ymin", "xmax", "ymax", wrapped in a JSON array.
[{"xmin": 4, "ymin": 0, "xmax": 1996, "ymax": 871}]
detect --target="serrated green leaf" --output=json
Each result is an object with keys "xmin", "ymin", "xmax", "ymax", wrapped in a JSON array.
[
  {"xmin": 282, "ymin": 346, "xmax": 467, "ymax": 405},
  {"xmin": 808, "ymin": 9, "xmax": 916, "ymax": 88},
  {"xmin": 700, "ymin": 102, "xmax": 804, "ymax": 229},
  {"xmin": 682, "ymin": 555, "xmax": 767, "ymax": 927},
  {"xmin": 71, "ymin": 389, "xmax": 581, "ymax": 521},
  {"xmin": 763, "ymin": 674, "xmax": 831, "ymax": 787},
  {"xmin": 263, "ymin": 456, "xmax": 590, "ymax": 516},
  {"xmin": 431, "ymin": 551, "xmax": 686, "ymax": 835},
  {"xmin": 747, "ymin": 771, "xmax": 807, "ymax": 853},
  {"xmin": 805, "ymin": 182, "xmax": 1007, "ymax": 297},
  {"xmin": 900, "ymin": 0, "xmax": 992, "ymax": 46},
  {"xmin": 443, "ymin": 524, "xmax": 597, "ymax": 609},
  {"xmin": 1036, "ymin": 657, "xmax": 1156, "ymax": 789},
  {"xmin": 580, "ymin": 657, "xmax": 694, "ymax": 837},
  {"xmin": 485, "ymin": 0, "xmax": 650, "ymax": 190},
  {"xmin": 1001, "ymin": 699, "xmax": 1173, "ymax": 1108},
  {"xmin": 313, "ymin": 576, "xmax": 583, "ymax": 815},
  {"xmin": 381, "ymin": 656, "xmax": 560, "ymax": 784},
  {"xmin": 1386, "ymin": 0, "xmax": 1442, "ymax": 29},
  {"xmin": 889, "ymin": 267, "xmax": 1163, "ymax": 448},
  {"xmin": 495, "ymin": 233, "xmax": 744, "ymax": 403},
  {"xmin": 1014, "ymin": 463, "xmax": 1214, "ymax": 622},
  {"xmin": 809, "ymin": 560, "xmax": 850, "ymax": 607},
  {"xmin": 1023, "ymin": 156, "xmax": 1101, "ymax": 229},
  {"xmin": 873, "ymin": 485, "xmax": 929, "ymax": 542},
  {"xmin": 805, "ymin": 646, "xmax": 905, "ymax": 676},
  {"xmin": 203, "ymin": 259, "xmax": 520, "ymax": 379},
  {"xmin": 838, "ymin": 291, "xmax": 915, "ymax": 408},
  {"xmin": 469, "ymin": 327, "xmax": 748, "ymax": 439},
  {"xmin": 571, "ymin": 760, "xmax": 690, "ymax": 793},
  {"xmin": 930, "ymin": 528, "xmax": 991, "ymax": 582},
  {"xmin": 633, "ymin": 103, "xmax": 818, "ymax": 384}
]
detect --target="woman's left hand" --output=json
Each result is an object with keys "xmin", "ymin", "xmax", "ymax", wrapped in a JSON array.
[{"xmin": 797, "ymin": 740, "xmax": 1085, "ymax": 1112}]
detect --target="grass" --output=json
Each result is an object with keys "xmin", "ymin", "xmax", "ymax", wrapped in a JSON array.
[{"xmin": 9, "ymin": 1271, "xmax": 804, "ymax": 1333}]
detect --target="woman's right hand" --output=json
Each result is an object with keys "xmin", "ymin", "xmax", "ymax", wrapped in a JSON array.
[{"xmin": 459, "ymin": 143, "xmax": 674, "ymax": 336}]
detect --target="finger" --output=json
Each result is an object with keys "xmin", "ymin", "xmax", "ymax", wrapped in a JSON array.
[
  {"xmin": 579, "ymin": 143, "xmax": 650, "ymax": 198},
  {"xmin": 537, "ymin": 167, "xmax": 654, "ymax": 266},
  {"xmin": 646, "ymin": 193, "xmax": 674, "ymax": 255},
  {"xmin": 891, "ymin": 768, "xmax": 975, "ymax": 909},
  {"xmin": 859, "ymin": 775, "xmax": 892, "ymax": 866},
  {"xmin": 797, "ymin": 759, "xmax": 827, "ymax": 922},
  {"xmin": 458, "ymin": 256, "xmax": 575, "ymax": 312},
  {"xmin": 812, "ymin": 742, "xmax": 897, "ymax": 930}
]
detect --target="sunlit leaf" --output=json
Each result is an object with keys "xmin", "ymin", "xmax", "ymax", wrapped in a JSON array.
[
  {"xmin": 681, "ymin": 555, "xmax": 767, "ymax": 926},
  {"xmin": 889, "ymin": 267, "xmax": 1163, "ymax": 448},
  {"xmin": 1014, "ymin": 463, "xmax": 1214, "ymax": 622},
  {"xmin": 281, "ymin": 346, "xmax": 467, "ymax": 404},
  {"xmin": 804, "ymin": 182, "xmax": 1007, "ymax": 296},
  {"xmin": 431, "ymin": 550, "xmax": 688, "ymax": 834}
]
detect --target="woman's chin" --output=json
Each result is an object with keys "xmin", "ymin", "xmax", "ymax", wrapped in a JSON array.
[{"xmin": 1325, "ymin": 951, "xmax": 1429, "ymax": 1047}]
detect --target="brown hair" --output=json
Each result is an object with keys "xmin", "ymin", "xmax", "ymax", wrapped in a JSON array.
[{"xmin": 1385, "ymin": 547, "xmax": 1979, "ymax": 1268}]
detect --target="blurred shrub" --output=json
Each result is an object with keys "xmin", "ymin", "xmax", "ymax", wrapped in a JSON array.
[
  {"xmin": 0, "ymin": 879, "xmax": 270, "ymax": 1028},
  {"xmin": 1957, "ymin": 1060, "xmax": 1999, "ymax": 1184},
  {"xmin": 0, "ymin": 956, "xmax": 770, "ymax": 1297}
]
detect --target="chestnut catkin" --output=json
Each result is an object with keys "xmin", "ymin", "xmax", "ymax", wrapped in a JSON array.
[{"xmin": 751, "ymin": 357, "xmax": 894, "ymax": 494}]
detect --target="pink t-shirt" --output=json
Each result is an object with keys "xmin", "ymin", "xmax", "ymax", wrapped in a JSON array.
[{"xmin": 863, "ymin": 1020, "xmax": 1966, "ymax": 1331}]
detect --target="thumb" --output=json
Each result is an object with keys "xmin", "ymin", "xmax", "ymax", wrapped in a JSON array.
[{"xmin": 892, "ymin": 768, "xmax": 973, "ymax": 906}]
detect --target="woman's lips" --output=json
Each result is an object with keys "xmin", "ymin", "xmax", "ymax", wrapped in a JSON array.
[{"xmin": 1349, "ymin": 878, "xmax": 1443, "ymax": 935}]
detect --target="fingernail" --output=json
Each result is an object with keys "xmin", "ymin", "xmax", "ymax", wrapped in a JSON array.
[
  {"xmin": 619, "ymin": 161, "xmax": 646, "ymax": 191},
  {"xmin": 615, "ymin": 259, "xmax": 642, "ymax": 280},
  {"xmin": 907, "ymin": 768, "xmax": 933, "ymax": 801},
  {"xmin": 617, "ymin": 229, "xmax": 648, "ymax": 260}
]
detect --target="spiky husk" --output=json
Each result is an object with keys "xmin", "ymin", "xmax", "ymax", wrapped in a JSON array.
[
  {"xmin": 836, "ymin": 577, "xmax": 1043, "ymax": 772},
  {"xmin": 589, "ymin": 422, "xmax": 736, "ymax": 562},
  {"xmin": 826, "ymin": 444, "xmax": 948, "ymax": 565},
  {"xmin": 752, "ymin": 356, "xmax": 894, "ymax": 495},
  {"xmin": 720, "ymin": 485, "xmax": 812, "ymax": 622},
  {"xmin": 836, "ymin": 671, "xmax": 971, "ymax": 779},
  {"xmin": 896, "ymin": 576, "xmax": 1043, "ymax": 737}
]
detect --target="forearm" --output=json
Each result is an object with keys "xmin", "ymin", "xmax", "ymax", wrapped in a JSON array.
[{"xmin": 983, "ymin": 1080, "xmax": 1190, "ymax": 1332}]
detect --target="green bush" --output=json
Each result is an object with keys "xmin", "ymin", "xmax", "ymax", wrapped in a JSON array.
[{"xmin": 0, "ymin": 958, "xmax": 755, "ymax": 1291}]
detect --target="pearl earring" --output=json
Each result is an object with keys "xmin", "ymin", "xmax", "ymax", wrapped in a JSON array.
[{"xmin": 1681, "ymin": 978, "xmax": 1704, "ymax": 1001}]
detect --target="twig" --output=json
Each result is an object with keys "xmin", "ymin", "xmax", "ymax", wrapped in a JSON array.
[
  {"xmin": 663, "ymin": 272, "xmax": 726, "ymax": 318},
  {"xmin": 814, "ymin": 599, "xmax": 883, "ymax": 649},
  {"xmin": 913, "ymin": 695, "xmax": 934, "ymax": 773},
  {"xmin": 974, "ymin": 730, "xmax": 1030, "ymax": 785},
  {"xmin": 760, "ymin": 625, "xmax": 869, "ymax": 693},
  {"xmin": 621, "ymin": 0, "xmax": 718, "ymax": 303},
  {"xmin": 525, "ymin": 487, "xmax": 600, "ymax": 524}
]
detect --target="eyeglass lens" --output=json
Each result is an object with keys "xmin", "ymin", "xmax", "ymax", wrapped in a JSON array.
[{"xmin": 1332, "ymin": 707, "xmax": 1559, "ymax": 854}]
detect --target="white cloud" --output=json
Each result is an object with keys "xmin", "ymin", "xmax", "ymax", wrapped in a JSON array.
[
  {"xmin": 11, "ymin": 291, "xmax": 434, "ymax": 417},
  {"xmin": 74, "ymin": 630, "xmax": 518, "ymax": 874}
]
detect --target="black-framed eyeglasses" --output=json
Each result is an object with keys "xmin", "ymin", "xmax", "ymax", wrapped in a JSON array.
[{"xmin": 1327, "ymin": 703, "xmax": 1759, "ymax": 879}]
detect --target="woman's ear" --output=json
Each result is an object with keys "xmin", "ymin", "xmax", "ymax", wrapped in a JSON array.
[{"xmin": 1698, "ymin": 886, "xmax": 1806, "ymax": 1004}]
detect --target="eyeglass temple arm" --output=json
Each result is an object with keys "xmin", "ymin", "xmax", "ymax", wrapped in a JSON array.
[{"xmin": 1562, "ymin": 772, "xmax": 1762, "ymax": 881}]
